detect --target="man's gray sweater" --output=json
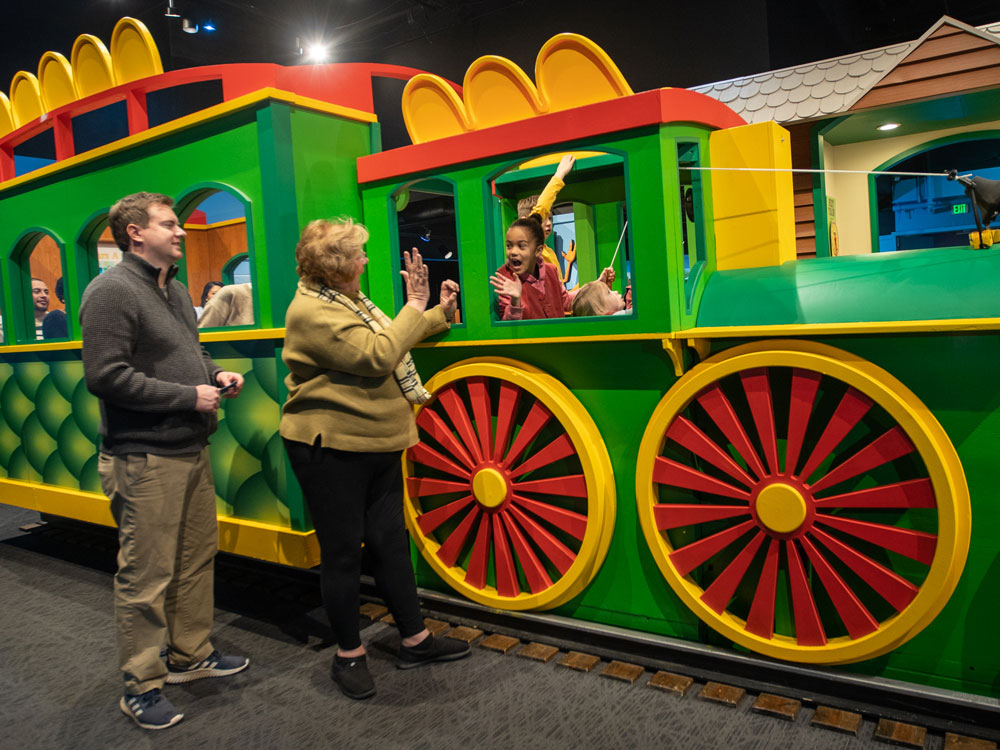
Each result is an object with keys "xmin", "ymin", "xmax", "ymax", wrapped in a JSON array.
[{"xmin": 80, "ymin": 251, "xmax": 221, "ymax": 455}]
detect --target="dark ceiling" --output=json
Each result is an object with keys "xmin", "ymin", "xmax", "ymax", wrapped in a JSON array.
[{"xmin": 3, "ymin": 0, "xmax": 999, "ymax": 147}]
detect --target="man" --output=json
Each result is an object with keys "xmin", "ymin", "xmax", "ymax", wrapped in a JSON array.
[
  {"xmin": 31, "ymin": 277, "xmax": 49, "ymax": 339},
  {"xmin": 42, "ymin": 277, "xmax": 68, "ymax": 339},
  {"xmin": 80, "ymin": 192, "xmax": 249, "ymax": 730}
]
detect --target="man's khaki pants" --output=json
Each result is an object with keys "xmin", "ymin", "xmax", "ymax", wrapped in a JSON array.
[{"xmin": 99, "ymin": 449, "xmax": 218, "ymax": 695}]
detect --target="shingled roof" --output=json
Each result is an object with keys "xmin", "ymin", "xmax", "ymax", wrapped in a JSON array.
[{"xmin": 691, "ymin": 17, "xmax": 1000, "ymax": 124}]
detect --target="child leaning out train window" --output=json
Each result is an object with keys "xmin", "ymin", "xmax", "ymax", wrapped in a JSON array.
[{"xmin": 572, "ymin": 267, "xmax": 632, "ymax": 317}]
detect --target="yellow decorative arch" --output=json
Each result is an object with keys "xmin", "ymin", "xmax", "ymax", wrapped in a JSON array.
[
  {"xmin": 535, "ymin": 33, "xmax": 633, "ymax": 113},
  {"xmin": 401, "ymin": 74, "xmax": 472, "ymax": 145},
  {"xmin": 401, "ymin": 32, "xmax": 634, "ymax": 146},
  {"xmin": 0, "ymin": 91, "xmax": 14, "ymax": 138},
  {"xmin": 463, "ymin": 55, "xmax": 546, "ymax": 130},
  {"xmin": 110, "ymin": 17, "xmax": 163, "ymax": 84},
  {"xmin": 71, "ymin": 34, "xmax": 116, "ymax": 98},
  {"xmin": 38, "ymin": 51, "xmax": 78, "ymax": 112},
  {"xmin": 10, "ymin": 71, "xmax": 44, "ymax": 128}
]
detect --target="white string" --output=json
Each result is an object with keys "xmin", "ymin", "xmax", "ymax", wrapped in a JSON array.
[
  {"xmin": 610, "ymin": 220, "xmax": 629, "ymax": 267},
  {"xmin": 680, "ymin": 166, "xmax": 970, "ymax": 179}
]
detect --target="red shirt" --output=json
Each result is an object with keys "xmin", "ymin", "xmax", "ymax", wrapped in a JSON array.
[{"xmin": 495, "ymin": 261, "xmax": 572, "ymax": 320}]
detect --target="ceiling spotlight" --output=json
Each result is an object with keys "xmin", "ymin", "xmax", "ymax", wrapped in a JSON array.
[
  {"xmin": 181, "ymin": 18, "xmax": 199, "ymax": 34},
  {"xmin": 877, "ymin": 122, "xmax": 901, "ymax": 132},
  {"xmin": 305, "ymin": 42, "xmax": 331, "ymax": 63},
  {"xmin": 165, "ymin": 0, "xmax": 180, "ymax": 18},
  {"xmin": 203, "ymin": 21, "xmax": 216, "ymax": 32}
]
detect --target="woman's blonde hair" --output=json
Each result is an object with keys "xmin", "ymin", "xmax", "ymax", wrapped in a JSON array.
[
  {"xmin": 572, "ymin": 280, "xmax": 616, "ymax": 317},
  {"xmin": 294, "ymin": 217, "xmax": 370, "ymax": 287}
]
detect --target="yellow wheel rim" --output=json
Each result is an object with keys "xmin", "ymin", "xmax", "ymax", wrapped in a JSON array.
[
  {"xmin": 404, "ymin": 357, "xmax": 615, "ymax": 610},
  {"xmin": 635, "ymin": 340, "xmax": 969, "ymax": 664}
]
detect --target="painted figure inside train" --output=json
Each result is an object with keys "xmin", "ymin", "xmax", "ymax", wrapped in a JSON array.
[{"xmin": 1, "ymin": 18, "xmax": 997, "ymax": 699}]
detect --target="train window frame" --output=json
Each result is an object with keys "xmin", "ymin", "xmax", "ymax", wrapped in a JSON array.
[
  {"xmin": 175, "ymin": 183, "xmax": 259, "ymax": 331},
  {"xmin": 388, "ymin": 177, "xmax": 465, "ymax": 326},
  {"xmin": 487, "ymin": 150, "xmax": 634, "ymax": 326},
  {"xmin": 677, "ymin": 140, "xmax": 709, "ymax": 315},
  {"xmin": 6, "ymin": 227, "xmax": 70, "ymax": 344}
]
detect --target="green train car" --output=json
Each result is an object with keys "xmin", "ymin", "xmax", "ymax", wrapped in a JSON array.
[{"xmin": 1, "ymin": 19, "xmax": 997, "ymax": 701}]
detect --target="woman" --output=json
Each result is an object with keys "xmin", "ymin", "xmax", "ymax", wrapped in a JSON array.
[{"xmin": 280, "ymin": 218, "xmax": 466, "ymax": 700}]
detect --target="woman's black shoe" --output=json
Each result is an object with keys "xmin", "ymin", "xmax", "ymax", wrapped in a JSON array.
[
  {"xmin": 332, "ymin": 654, "xmax": 376, "ymax": 699},
  {"xmin": 396, "ymin": 634, "xmax": 471, "ymax": 669}
]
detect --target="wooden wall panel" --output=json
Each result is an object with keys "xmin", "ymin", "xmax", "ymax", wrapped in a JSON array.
[
  {"xmin": 786, "ymin": 122, "xmax": 817, "ymax": 258},
  {"xmin": 184, "ymin": 220, "xmax": 249, "ymax": 307},
  {"xmin": 28, "ymin": 234, "xmax": 65, "ymax": 311}
]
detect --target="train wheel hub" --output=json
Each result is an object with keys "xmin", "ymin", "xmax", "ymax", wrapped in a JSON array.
[
  {"xmin": 755, "ymin": 482, "xmax": 807, "ymax": 534},
  {"xmin": 472, "ymin": 467, "xmax": 509, "ymax": 508}
]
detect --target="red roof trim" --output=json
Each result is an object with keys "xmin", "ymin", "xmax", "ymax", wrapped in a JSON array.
[{"xmin": 357, "ymin": 87, "xmax": 745, "ymax": 184}]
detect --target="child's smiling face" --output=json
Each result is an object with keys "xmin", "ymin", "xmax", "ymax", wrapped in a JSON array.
[{"xmin": 505, "ymin": 225, "xmax": 543, "ymax": 276}]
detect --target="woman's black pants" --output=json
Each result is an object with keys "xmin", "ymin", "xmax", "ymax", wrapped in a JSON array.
[{"xmin": 284, "ymin": 438, "xmax": 425, "ymax": 650}]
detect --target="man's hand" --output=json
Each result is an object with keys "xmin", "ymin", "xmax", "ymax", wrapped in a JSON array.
[
  {"xmin": 215, "ymin": 371, "xmax": 244, "ymax": 398},
  {"xmin": 195, "ymin": 384, "xmax": 221, "ymax": 413}
]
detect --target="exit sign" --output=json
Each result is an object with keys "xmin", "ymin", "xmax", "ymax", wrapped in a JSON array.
[{"xmin": 953, "ymin": 204, "xmax": 969, "ymax": 214}]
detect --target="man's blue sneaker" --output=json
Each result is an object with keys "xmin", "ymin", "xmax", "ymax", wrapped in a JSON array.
[
  {"xmin": 165, "ymin": 649, "xmax": 249, "ymax": 684},
  {"xmin": 120, "ymin": 688, "xmax": 183, "ymax": 730}
]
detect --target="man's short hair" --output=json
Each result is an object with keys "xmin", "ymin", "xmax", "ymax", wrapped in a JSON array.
[
  {"xmin": 109, "ymin": 192, "xmax": 174, "ymax": 252},
  {"xmin": 294, "ymin": 218, "xmax": 369, "ymax": 288}
]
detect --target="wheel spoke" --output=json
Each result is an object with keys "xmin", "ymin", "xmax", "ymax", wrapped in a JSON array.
[
  {"xmin": 508, "ymin": 506, "xmax": 576, "ymax": 575},
  {"xmin": 501, "ymin": 401, "xmax": 552, "ymax": 469},
  {"xmin": 502, "ymin": 513, "xmax": 553, "ymax": 594},
  {"xmin": 786, "ymin": 539, "xmax": 826, "ymax": 646},
  {"xmin": 809, "ymin": 527, "xmax": 918, "ymax": 612},
  {"xmin": 799, "ymin": 536, "xmax": 879, "ymax": 639},
  {"xmin": 813, "ymin": 478, "xmax": 935, "ymax": 509},
  {"xmin": 408, "ymin": 442, "xmax": 471, "ymax": 479},
  {"xmin": 653, "ymin": 503, "xmax": 751, "ymax": 531},
  {"xmin": 696, "ymin": 384, "xmax": 767, "ymax": 479},
  {"xmin": 509, "ymin": 433, "xmax": 575, "ymax": 480},
  {"xmin": 492, "ymin": 515, "xmax": 520, "ymax": 597},
  {"xmin": 438, "ymin": 387, "xmax": 484, "ymax": 462},
  {"xmin": 798, "ymin": 388, "xmax": 873, "ymax": 482},
  {"xmin": 809, "ymin": 426, "xmax": 915, "ymax": 493},
  {"xmin": 701, "ymin": 530, "xmax": 766, "ymax": 613},
  {"xmin": 417, "ymin": 407, "xmax": 476, "ymax": 470},
  {"xmin": 653, "ymin": 457, "xmax": 753, "ymax": 500},
  {"xmin": 668, "ymin": 519, "xmax": 756, "ymax": 576},
  {"xmin": 745, "ymin": 538, "xmax": 780, "ymax": 638},
  {"xmin": 665, "ymin": 416, "xmax": 755, "ymax": 488},
  {"xmin": 815, "ymin": 515, "xmax": 937, "ymax": 565},
  {"xmin": 785, "ymin": 369, "xmax": 821, "ymax": 474},
  {"xmin": 467, "ymin": 377, "xmax": 493, "ymax": 460},
  {"xmin": 416, "ymin": 495, "xmax": 475, "ymax": 535},
  {"xmin": 515, "ymin": 474, "xmax": 588, "ymax": 498},
  {"xmin": 741, "ymin": 369, "xmax": 779, "ymax": 475},
  {"xmin": 492, "ymin": 381, "xmax": 521, "ymax": 462},
  {"xmin": 435, "ymin": 505, "xmax": 481, "ymax": 567},
  {"xmin": 513, "ymin": 494, "xmax": 588, "ymax": 540},
  {"xmin": 407, "ymin": 476, "xmax": 469, "ymax": 497},
  {"xmin": 464, "ymin": 514, "xmax": 492, "ymax": 589}
]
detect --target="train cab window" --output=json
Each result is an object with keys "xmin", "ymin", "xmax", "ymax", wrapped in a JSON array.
[
  {"xmin": 677, "ymin": 142, "xmax": 707, "ymax": 311},
  {"xmin": 492, "ymin": 152, "xmax": 630, "ymax": 321},
  {"xmin": 180, "ymin": 189, "xmax": 256, "ymax": 329},
  {"xmin": 13, "ymin": 128, "xmax": 57, "ymax": 177},
  {"xmin": 12, "ymin": 231, "xmax": 68, "ymax": 342},
  {"xmin": 393, "ymin": 179, "xmax": 462, "ymax": 321}
]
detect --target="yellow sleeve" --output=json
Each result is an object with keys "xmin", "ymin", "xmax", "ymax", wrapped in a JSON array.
[{"xmin": 529, "ymin": 176, "xmax": 565, "ymax": 221}]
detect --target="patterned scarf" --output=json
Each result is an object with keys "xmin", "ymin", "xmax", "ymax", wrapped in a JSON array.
[{"xmin": 299, "ymin": 282, "xmax": 431, "ymax": 405}]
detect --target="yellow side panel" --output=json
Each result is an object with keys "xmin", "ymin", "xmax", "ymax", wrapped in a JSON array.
[{"xmin": 710, "ymin": 121, "xmax": 795, "ymax": 270}]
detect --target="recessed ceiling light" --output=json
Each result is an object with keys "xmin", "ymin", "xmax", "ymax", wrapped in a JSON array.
[{"xmin": 877, "ymin": 122, "xmax": 900, "ymax": 131}]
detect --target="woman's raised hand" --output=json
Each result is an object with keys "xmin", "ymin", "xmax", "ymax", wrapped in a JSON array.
[
  {"xmin": 401, "ymin": 248, "xmax": 430, "ymax": 310},
  {"xmin": 440, "ymin": 279, "xmax": 460, "ymax": 321}
]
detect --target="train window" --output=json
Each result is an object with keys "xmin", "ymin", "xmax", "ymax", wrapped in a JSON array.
[
  {"xmin": 12, "ymin": 231, "xmax": 68, "ymax": 342},
  {"xmin": 492, "ymin": 152, "xmax": 630, "ymax": 321},
  {"xmin": 677, "ymin": 141, "xmax": 707, "ymax": 312},
  {"xmin": 13, "ymin": 128, "xmax": 56, "ymax": 177},
  {"xmin": 393, "ymin": 179, "xmax": 462, "ymax": 321},
  {"xmin": 180, "ymin": 189, "xmax": 257, "ymax": 329}
]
